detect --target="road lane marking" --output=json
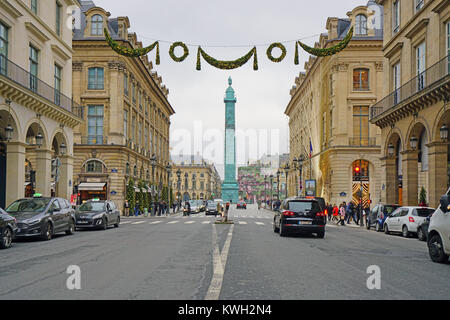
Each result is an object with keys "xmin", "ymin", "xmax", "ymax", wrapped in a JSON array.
[
  {"xmin": 238, "ymin": 221, "xmax": 247, "ymax": 225},
  {"xmin": 205, "ymin": 223, "xmax": 234, "ymax": 300},
  {"xmin": 131, "ymin": 221, "xmax": 146, "ymax": 225},
  {"xmin": 149, "ymin": 221, "xmax": 162, "ymax": 224},
  {"xmin": 120, "ymin": 221, "xmax": 132, "ymax": 224},
  {"xmin": 202, "ymin": 221, "xmax": 211, "ymax": 224},
  {"xmin": 167, "ymin": 221, "xmax": 179, "ymax": 224},
  {"xmin": 255, "ymin": 222, "xmax": 265, "ymax": 225},
  {"xmin": 185, "ymin": 221, "xmax": 195, "ymax": 224}
]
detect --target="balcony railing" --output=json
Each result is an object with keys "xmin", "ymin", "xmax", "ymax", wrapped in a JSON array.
[
  {"xmin": 0, "ymin": 54, "xmax": 83, "ymax": 118},
  {"xmin": 348, "ymin": 137, "xmax": 377, "ymax": 147},
  {"xmin": 79, "ymin": 136, "xmax": 108, "ymax": 145},
  {"xmin": 371, "ymin": 55, "xmax": 449, "ymax": 121}
]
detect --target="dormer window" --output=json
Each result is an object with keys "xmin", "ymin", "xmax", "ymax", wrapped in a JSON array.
[
  {"xmin": 355, "ymin": 14, "xmax": 368, "ymax": 35},
  {"xmin": 91, "ymin": 14, "xmax": 103, "ymax": 36}
]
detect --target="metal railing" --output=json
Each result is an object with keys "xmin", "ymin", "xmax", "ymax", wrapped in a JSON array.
[
  {"xmin": 348, "ymin": 137, "xmax": 377, "ymax": 147},
  {"xmin": 79, "ymin": 135, "xmax": 108, "ymax": 145},
  {"xmin": 0, "ymin": 54, "xmax": 83, "ymax": 118},
  {"xmin": 371, "ymin": 55, "xmax": 449, "ymax": 121}
]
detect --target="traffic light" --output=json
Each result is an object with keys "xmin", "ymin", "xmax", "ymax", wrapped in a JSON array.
[{"xmin": 354, "ymin": 165, "xmax": 361, "ymax": 181}]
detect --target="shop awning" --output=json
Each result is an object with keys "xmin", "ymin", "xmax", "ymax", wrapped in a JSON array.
[{"xmin": 78, "ymin": 183, "xmax": 106, "ymax": 191}]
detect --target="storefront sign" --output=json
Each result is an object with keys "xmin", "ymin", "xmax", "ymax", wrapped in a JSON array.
[
  {"xmin": 111, "ymin": 169, "xmax": 118, "ymax": 173},
  {"xmin": 110, "ymin": 190, "xmax": 117, "ymax": 195},
  {"xmin": 340, "ymin": 192, "xmax": 347, "ymax": 197}
]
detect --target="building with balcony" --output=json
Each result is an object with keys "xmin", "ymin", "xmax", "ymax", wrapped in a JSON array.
[
  {"xmin": 71, "ymin": 1, "xmax": 174, "ymax": 210},
  {"xmin": 0, "ymin": 0, "xmax": 83, "ymax": 208},
  {"xmin": 285, "ymin": 1, "xmax": 384, "ymax": 207},
  {"xmin": 171, "ymin": 156, "xmax": 222, "ymax": 202},
  {"xmin": 371, "ymin": 0, "xmax": 449, "ymax": 208}
]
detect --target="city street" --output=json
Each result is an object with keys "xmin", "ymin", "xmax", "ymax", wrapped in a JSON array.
[{"xmin": 1, "ymin": 204, "xmax": 449, "ymax": 300}]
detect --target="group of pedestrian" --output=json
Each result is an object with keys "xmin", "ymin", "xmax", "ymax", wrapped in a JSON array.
[
  {"xmin": 123, "ymin": 199, "xmax": 176, "ymax": 217},
  {"xmin": 325, "ymin": 202, "xmax": 367, "ymax": 226}
]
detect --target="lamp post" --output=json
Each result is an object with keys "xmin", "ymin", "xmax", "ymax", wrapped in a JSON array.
[
  {"xmin": 410, "ymin": 136, "xmax": 418, "ymax": 151},
  {"xmin": 269, "ymin": 174, "xmax": 273, "ymax": 210},
  {"xmin": 388, "ymin": 143, "xmax": 395, "ymax": 157},
  {"xmin": 276, "ymin": 170, "xmax": 280, "ymax": 201},
  {"xmin": 166, "ymin": 163, "xmax": 172, "ymax": 212},
  {"xmin": 150, "ymin": 154, "xmax": 156, "ymax": 215},
  {"xmin": 264, "ymin": 175, "xmax": 267, "ymax": 208},
  {"xmin": 440, "ymin": 124, "xmax": 448, "ymax": 141},
  {"xmin": 284, "ymin": 163, "xmax": 290, "ymax": 199},
  {"xmin": 177, "ymin": 168, "xmax": 181, "ymax": 210}
]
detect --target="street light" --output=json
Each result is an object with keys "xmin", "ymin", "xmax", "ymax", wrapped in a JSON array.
[
  {"xmin": 284, "ymin": 163, "xmax": 290, "ymax": 199},
  {"xmin": 410, "ymin": 136, "xmax": 418, "ymax": 151},
  {"xmin": 150, "ymin": 154, "xmax": 157, "ymax": 215},
  {"xmin": 440, "ymin": 124, "xmax": 448, "ymax": 141},
  {"xmin": 297, "ymin": 155, "xmax": 304, "ymax": 196},
  {"xmin": 269, "ymin": 174, "xmax": 273, "ymax": 208},
  {"xmin": 276, "ymin": 170, "xmax": 280, "ymax": 201},
  {"xmin": 166, "ymin": 163, "xmax": 172, "ymax": 210},
  {"xmin": 388, "ymin": 143, "xmax": 395, "ymax": 157},
  {"xmin": 59, "ymin": 142, "xmax": 67, "ymax": 156},
  {"xmin": 176, "ymin": 168, "xmax": 181, "ymax": 205},
  {"xmin": 264, "ymin": 175, "xmax": 267, "ymax": 206}
]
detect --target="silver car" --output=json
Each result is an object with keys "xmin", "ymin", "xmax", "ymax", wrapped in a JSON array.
[{"xmin": 384, "ymin": 206, "xmax": 435, "ymax": 237}]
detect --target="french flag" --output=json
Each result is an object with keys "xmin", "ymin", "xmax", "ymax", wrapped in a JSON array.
[{"xmin": 309, "ymin": 139, "xmax": 313, "ymax": 159}]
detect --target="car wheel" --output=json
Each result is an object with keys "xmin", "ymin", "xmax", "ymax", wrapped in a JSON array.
[
  {"xmin": 279, "ymin": 222, "xmax": 286, "ymax": 237},
  {"xmin": 65, "ymin": 219, "xmax": 75, "ymax": 235},
  {"xmin": 41, "ymin": 223, "xmax": 53, "ymax": 241},
  {"xmin": 428, "ymin": 234, "xmax": 449, "ymax": 263},
  {"xmin": 114, "ymin": 216, "xmax": 120, "ymax": 228},
  {"xmin": 102, "ymin": 217, "xmax": 108, "ymax": 230},
  {"xmin": 273, "ymin": 220, "xmax": 279, "ymax": 233},
  {"xmin": 402, "ymin": 225, "xmax": 410, "ymax": 238},
  {"xmin": 0, "ymin": 227, "xmax": 13, "ymax": 249},
  {"xmin": 417, "ymin": 227, "xmax": 426, "ymax": 241},
  {"xmin": 366, "ymin": 220, "xmax": 370, "ymax": 230},
  {"xmin": 316, "ymin": 230, "xmax": 325, "ymax": 238},
  {"xmin": 376, "ymin": 222, "xmax": 381, "ymax": 232},
  {"xmin": 384, "ymin": 224, "xmax": 390, "ymax": 235}
]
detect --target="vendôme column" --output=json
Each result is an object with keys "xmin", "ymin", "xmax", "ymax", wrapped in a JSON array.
[{"xmin": 221, "ymin": 77, "xmax": 239, "ymax": 203}]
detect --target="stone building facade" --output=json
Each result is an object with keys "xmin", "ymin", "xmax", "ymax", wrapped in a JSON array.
[
  {"xmin": 171, "ymin": 158, "xmax": 222, "ymax": 202},
  {"xmin": 0, "ymin": 0, "xmax": 82, "ymax": 208},
  {"xmin": 71, "ymin": 1, "xmax": 174, "ymax": 212},
  {"xmin": 285, "ymin": 1, "xmax": 385, "ymax": 207},
  {"xmin": 372, "ymin": 0, "xmax": 449, "ymax": 208}
]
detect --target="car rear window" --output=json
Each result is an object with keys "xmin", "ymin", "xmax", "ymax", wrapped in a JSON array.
[
  {"xmin": 288, "ymin": 201, "xmax": 319, "ymax": 212},
  {"xmin": 414, "ymin": 208, "xmax": 435, "ymax": 217}
]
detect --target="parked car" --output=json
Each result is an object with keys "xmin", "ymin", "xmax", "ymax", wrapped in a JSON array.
[
  {"xmin": 236, "ymin": 201, "xmax": 247, "ymax": 209},
  {"xmin": 205, "ymin": 202, "xmax": 219, "ymax": 216},
  {"xmin": 427, "ymin": 191, "xmax": 450, "ymax": 263},
  {"xmin": 366, "ymin": 204, "xmax": 400, "ymax": 231},
  {"xmin": 273, "ymin": 197, "xmax": 326, "ymax": 238},
  {"xmin": 197, "ymin": 200, "xmax": 206, "ymax": 212},
  {"xmin": 75, "ymin": 199, "xmax": 120, "ymax": 230},
  {"xmin": 384, "ymin": 206, "xmax": 435, "ymax": 238},
  {"xmin": 417, "ymin": 211, "xmax": 434, "ymax": 241},
  {"xmin": 0, "ymin": 208, "xmax": 18, "ymax": 249},
  {"xmin": 5, "ymin": 195, "xmax": 75, "ymax": 241}
]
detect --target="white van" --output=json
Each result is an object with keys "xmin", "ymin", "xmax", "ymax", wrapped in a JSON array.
[{"xmin": 427, "ymin": 188, "xmax": 450, "ymax": 263}]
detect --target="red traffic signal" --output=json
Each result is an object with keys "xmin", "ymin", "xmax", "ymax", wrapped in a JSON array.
[{"xmin": 354, "ymin": 166, "xmax": 361, "ymax": 173}]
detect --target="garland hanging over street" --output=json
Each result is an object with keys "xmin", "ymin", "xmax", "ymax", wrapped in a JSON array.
[
  {"xmin": 266, "ymin": 43, "xmax": 287, "ymax": 63},
  {"xmin": 104, "ymin": 28, "xmax": 160, "ymax": 64},
  {"xmin": 196, "ymin": 46, "xmax": 258, "ymax": 71},
  {"xmin": 295, "ymin": 27, "xmax": 353, "ymax": 63},
  {"xmin": 104, "ymin": 27, "xmax": 353, "ymax": 70}
]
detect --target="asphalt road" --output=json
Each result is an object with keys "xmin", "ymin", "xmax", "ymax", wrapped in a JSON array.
[{"xmin": 0, "ymin": 204, "xmax": 449, "ymax": 300}]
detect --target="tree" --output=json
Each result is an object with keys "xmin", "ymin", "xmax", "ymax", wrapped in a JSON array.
[
  {"xmin": 419, "ymin": 186, "xmax": 428, "ymax": 207},
  {"xmin": 137, "ymin": 180, "xmax": 145, "ymax": 213},
  {"xmin": 126, "ymin": 178, "xmax": 135, "ymax": 213}
]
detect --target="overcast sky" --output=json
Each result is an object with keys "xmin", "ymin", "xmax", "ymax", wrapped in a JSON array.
[{"xmin": 94, "ymin": 0, "xmax": 368, "ymax": 176}]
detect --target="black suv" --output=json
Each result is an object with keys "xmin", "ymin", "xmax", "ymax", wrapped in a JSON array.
[
  {"xmin": 273, "ymin": 197, "xmax": 326, "ymax": 238},
  {"xmin": 75, "ymin": 199, "xmax": 120, "ymax": 230},
  {"xmin": 0, "ymin": 208, "xmax": 18, "ymax": 249},
  {"xmin": 5, "ymin": 196, "xmax": 75, "ymax": 241}
]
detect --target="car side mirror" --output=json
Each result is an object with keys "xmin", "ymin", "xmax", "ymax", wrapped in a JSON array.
[{"xmin": 440, "ymin": 195, "xmax": 450, "ymax": 213}]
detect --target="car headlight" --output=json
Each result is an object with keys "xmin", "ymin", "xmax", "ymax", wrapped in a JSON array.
[
  {"xmin": 92, "ymin": 214, "xmax": 103, "ymax": 219},
  {"xmin": 27, "ymin": 219, "xmax": 41, "ymax": 225}
]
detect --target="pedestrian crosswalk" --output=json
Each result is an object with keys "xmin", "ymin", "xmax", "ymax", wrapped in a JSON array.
[{"xmin": 121, "ymin": 219, "xmax": 270, "ymax": 227}]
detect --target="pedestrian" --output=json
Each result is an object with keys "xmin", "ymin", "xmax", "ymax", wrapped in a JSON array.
[
  {"xmin": 347, "ymin": 202, "xmax": 357, "ymax": 224},
  {"xmin": 332, "ymin": 204, "xmax": 339, "ymax": 222},
  {"xmin": 222, "ymin": 202, "xmax": 230, "ymax": 222},
  {"xmin": 123, "ymin": 200, "xmax": 130, "ymax": 217},
  {"xmin": 339, "ymin": 203, "xmax": 346, "ymax": 226}
]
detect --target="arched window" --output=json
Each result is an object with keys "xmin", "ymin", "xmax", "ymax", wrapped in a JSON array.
[
  {"xmin": 355, "ymin": 14, "xmax": 368, "ymax": 35},
  {"xmin": 126, "ymin": 162, "xmax": 130, "ymax": 175},
  {"xmin": 85, "ymin": 160, "xmax": 103, "ymax": 173},
  {"xmin": 133, "ymin": 165, "xmax": 137, "ymax": 177},
  {"xmin": 91, "ymin": 14, "xmax": 103, "ymax": 36}
]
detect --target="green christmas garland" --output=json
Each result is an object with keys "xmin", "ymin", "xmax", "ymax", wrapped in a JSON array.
[
  {"xmin": 266, "ymin": 43, "xmax": 287, "ymax": 63},
  {"xmin": 104, "ymin": 28, "xmax": 160, "ymax": 64},
  {"xmin": 196, "ymin": 46, "xmax": 258, "ymax": 71},
  {"xmin": 169, "ymin": 42, "xmax": 189, "ymax": 62},
  {"xmin": 295, "ymin": 27, "xmax": 353, "ymax": 63}
]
